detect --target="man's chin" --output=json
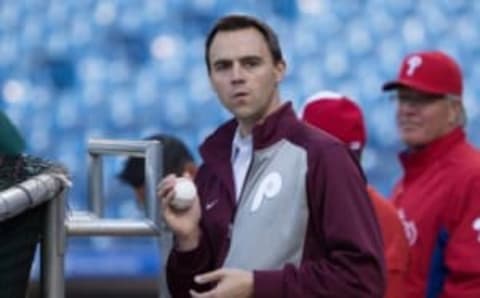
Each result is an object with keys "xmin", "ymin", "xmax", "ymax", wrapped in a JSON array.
[
  {"xmin": 233, "ymin": 109, "xmax": 254, "ymax": 120},
  {"xmin": 402, "ymin": 136, "xmax": 428, "ymax": 148}
]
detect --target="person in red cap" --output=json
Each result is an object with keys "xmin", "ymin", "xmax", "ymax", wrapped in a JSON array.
[
  {"xmin": 383, "ymin": 50, "xmax": 480, "ymax": 298},
  {"xmin": 301, "ymin": 90, "xmax": 409, "ymax": 298}
]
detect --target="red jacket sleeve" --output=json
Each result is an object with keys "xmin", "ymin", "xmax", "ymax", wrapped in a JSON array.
[
  {"xmin": 368, "ymin": 186, "xmax": 409, "ymax": 298},
  {"xmin": 442, "ymin": 172, "xmax": 480, "ymax": 298}
]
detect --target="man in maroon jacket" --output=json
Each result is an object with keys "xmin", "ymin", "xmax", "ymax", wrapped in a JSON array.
[{"xmin": 158, "ymin": 14, "xmax": 385, "ymax": 298}]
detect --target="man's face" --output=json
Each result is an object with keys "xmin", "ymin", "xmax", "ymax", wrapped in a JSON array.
[
  {"xmin": 208, "ymin": 28, "xmax": 285, "ymax": 128},
  {"xmin": 394, "ymin": 88, "xmax": 460, "ymax": 148}
]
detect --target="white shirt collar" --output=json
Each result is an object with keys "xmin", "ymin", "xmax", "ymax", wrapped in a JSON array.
[
  {"xmin": 231, "ymin": 128, "xmax": 253, "ymax": 162},
  {"xmin": 231, "ymin": 128, "xmax": 253, "ymax": 200}
]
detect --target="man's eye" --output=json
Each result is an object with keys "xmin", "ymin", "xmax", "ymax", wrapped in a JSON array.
[
  {"xmin": 244, "ymin": 60, "xmax": 260, "ymax": 68},
  {"xmin": 214, "ymin": 63, "xmax": 230, "ymax": 71}
]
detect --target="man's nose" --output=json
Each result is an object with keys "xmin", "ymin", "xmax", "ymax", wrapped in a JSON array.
[
  {"xmin": 397, "ymin": 100, "xmax": 418, "ymax": 114},
  {"xmin": 231, "ymin": 63, "xmax": 245, "ymax": 84}
]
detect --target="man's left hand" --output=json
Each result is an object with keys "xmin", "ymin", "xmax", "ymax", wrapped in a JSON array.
[{"xmin": 190, "ymin": 268, "xmax": 254, "ymax": 298}]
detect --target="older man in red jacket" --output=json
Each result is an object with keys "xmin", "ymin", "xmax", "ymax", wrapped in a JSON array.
[{"xmin": 383, "ymin": 50, "xmax": 480, "ymax": 298}]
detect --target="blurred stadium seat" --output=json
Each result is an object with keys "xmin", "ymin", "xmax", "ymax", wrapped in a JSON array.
[{"xmin": 1, "ymin": 0, "xmax": 479, "ymax": 295}]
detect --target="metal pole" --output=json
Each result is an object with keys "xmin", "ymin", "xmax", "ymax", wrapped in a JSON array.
[
  {"xmin": 144, "ymin": 141, "xmax": 172, "ymax": 298},
  {"xmin": 88, "ymin": 154, "xmax": 103, "ymax": 217},
  {"xmin": 88, "ymin": 139, "xmax": 153, "ymax": 157},
  {"xmin": 66, "ymin": 217, "xmax": 159, "ymax": 236},
  {"xmin": 47, "ymin": 139, "xmax": 168, "ymax": 297},
  {"xmin": 41, "ymin": 188, "xmax": 66, "ymax": 298},
  {"xmin": 87, "ymin": 138, "xmax": 170, "ymax": 297},
  {"xmin": 145, "ymin": 141, "xmax": 162, "ymax": 225},
  {"xmin": 0, "ymin": 174, "xmax": 66, "ymax": 221},
  {"xmin": 157, "ymin": 229, "xmax": 173, "ymax": 298}
]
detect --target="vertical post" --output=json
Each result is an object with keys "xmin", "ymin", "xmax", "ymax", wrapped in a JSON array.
[
  {"xmin": 144, "ymin": 141, "xmax": 162, "ymax": 225},
  {"xmin": 157, "ymin": 232, "xmax": 173, "ymax": 298},
  {"xmin": 40, "ymin": 139, "xmax": 170, "ymax": 297},
  {"xmin": 88, "ymin": 153, "xmax": 103, "ymax": 217},
  {"xmin": 144, "ymin": 141, "xmax": 172, "ymax": 298},
  {"xmin": 41, "ymin": 188, "xmax": 66, "ymax": 298}
]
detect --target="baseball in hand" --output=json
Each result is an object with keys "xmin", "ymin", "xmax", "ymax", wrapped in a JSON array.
[{"xmin": 170, "ymin": 177, "xmax": 197, "ymax": 210}]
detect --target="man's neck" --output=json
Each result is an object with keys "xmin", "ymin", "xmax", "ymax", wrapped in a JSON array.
[
  {"xmin": 407, "ymin": 125, "xmax": 460, "ymax": 152},
  {"xmin": 237, "ymin": 98, "xmax": 283, "ymax": 137},
  {"xmin": 238, "ymin": 124, "xmax": 252, "ymax": 138}
]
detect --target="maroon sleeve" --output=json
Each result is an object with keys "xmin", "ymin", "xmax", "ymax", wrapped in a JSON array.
[
  {"xmin": 166, "ymin": 235, "xmax": 212, "ymax": 298},
  {"xmin": 253, "ymin": 143, "xmax": 386, "ymax": 297},
  {"xmin": 166, "ymin": 165, "xmax": 214, "ymax": 298}
]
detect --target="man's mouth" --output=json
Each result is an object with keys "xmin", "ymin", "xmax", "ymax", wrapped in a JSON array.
[
  {"xmin": 233, "ymin": 91, "xmax": 248, "ymax": 99},
  {"xmin": 399, "ymin": 122, "xmax": 421, "ymax": 130}
]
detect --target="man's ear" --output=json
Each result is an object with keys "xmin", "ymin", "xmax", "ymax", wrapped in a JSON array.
[
  {"xmin": 183, "ymin": 162, "xmax": 198, "ymax": 178},
  {"xmin": 274, "ymin": 60, "xmax": 286, "ymax": 83},
  {"xmin": 134, "ymin": 186, "xmax": 145, "ymax": 205},
  {"xmin": 448, "ymin": 100, "xmax": 462, "ymax": 125}
]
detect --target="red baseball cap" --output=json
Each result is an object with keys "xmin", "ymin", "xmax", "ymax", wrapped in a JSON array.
[
  {"xmin": 300, "ymin": 91, "xmax": 366, "ymax": 153},
  {"xmin": 382, "ymin": 50, "xmax": 463, "ymax": 96}
]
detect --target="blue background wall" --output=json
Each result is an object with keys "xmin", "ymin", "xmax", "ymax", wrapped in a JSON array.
[{"xmin": 1, "ymin": 0, "xmax": 479, "ymax": 279}]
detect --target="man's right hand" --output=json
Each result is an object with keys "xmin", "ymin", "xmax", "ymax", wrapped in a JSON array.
[{"xmin": 158, "ymin": 174, "xmax": 202, "ymax": 251}]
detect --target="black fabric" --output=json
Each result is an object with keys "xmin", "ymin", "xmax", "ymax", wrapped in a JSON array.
[
  {"xmin": 0, "ymin": 154, "xmax": 63, "ymax": 297},
  {"xmin": 0, "ymin": 155, "xmax": 58, "ymax": 191},
  {"xmin": 0, "ymin": 204, "xmax": 45, "ymax": 298},
  {"xmin": 118, "ymin": 134, "xmax": 194, "ymax": 187},
  {"xmin": 0, "ymin": 111, "xmax": 25, "ymax": 156}
]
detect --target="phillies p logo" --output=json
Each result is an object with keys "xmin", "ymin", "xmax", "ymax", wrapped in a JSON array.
[{"xmin": 406, "ymin": 55, "xmax": 422, "ymax": 76}]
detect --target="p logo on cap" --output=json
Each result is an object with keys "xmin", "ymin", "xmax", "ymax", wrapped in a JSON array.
[
  {"xmin": 406, "ymin": 55, "xmax": 422, "ymax": 76},
  {"xmin": 383, "ymin": 50, "xmax": 463, "ymax": 97}
]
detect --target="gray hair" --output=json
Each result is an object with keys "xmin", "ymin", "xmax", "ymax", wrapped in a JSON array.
[{"xmin": 446, "ymin": 94, "xmax": 466, "ymax": 127}]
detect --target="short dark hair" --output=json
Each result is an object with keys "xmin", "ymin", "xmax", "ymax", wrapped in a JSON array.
[
  {"xmin": 204, "ymin": 14, "xmax": 284, "ymax": 73},
  {"xmin": 118, "ymin": 134, "xmax": 194, "ymax": 188}
]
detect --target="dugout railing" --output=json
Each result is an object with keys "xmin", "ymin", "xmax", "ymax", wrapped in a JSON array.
[{"xmin": 1, "ymin": 139, "xmax": 170, "ymax": 298}]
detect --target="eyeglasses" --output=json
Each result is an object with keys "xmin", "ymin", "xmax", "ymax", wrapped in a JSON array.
[{"xmin": 388, "ymin": 92, "xmax": 448, "ymax": 106}]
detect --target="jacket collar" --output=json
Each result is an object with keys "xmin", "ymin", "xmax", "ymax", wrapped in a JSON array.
[
  {"xmin": 198, "ymin": 102, "xmax": 298, "ymax": 205},
  {"xmin": 199, "ymin": 102, "xmax": 298, "ymax": 165},
  {"xmin": 399, "ymin": 127, "xmax": 466, "ymax": 178}
]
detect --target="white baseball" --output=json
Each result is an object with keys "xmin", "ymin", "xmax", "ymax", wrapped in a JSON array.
[{"xmin": 170, "ymin": 177, "xmax": 197, "ymax": 210}]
